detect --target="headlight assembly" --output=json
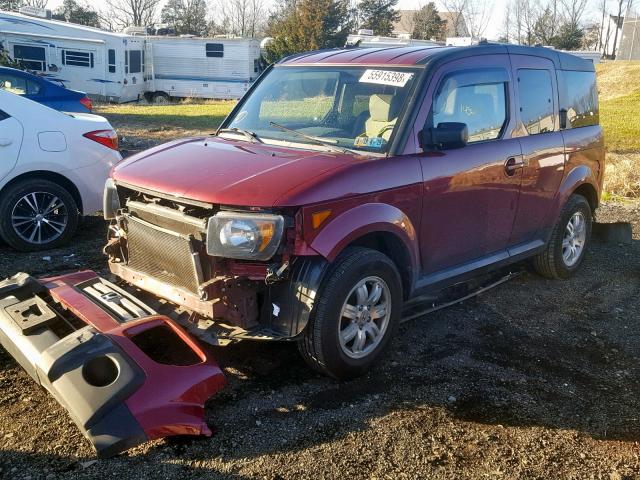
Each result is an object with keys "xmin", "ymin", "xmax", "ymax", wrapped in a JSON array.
[
  {"xmin": 206, "ymin": 211, "xmax": 285, "ymax": 261},
  {"xmin": 103, "ymin": 178, "xmax": 120, "ymax": 220}
]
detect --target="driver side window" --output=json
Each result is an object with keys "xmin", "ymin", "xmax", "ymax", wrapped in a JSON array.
[{"xmin": 432, "ymin": 70, "xmax": 508, "ymax": 143}]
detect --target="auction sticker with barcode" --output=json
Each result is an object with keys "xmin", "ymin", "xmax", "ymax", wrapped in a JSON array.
[{"xmin": 359, "ymin": 70, "xmax": 414, "ymax": 87}]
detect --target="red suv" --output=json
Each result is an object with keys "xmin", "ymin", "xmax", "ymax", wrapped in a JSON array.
[
  {"xmin": 0, "ymin": 44, "xmax": 604, "ymax": 456},
  {"xmin": 103, "ymin": 44, "xmax": 603, "ymax": 377}
]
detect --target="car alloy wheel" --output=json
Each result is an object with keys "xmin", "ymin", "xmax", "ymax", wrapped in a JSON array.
[
  {"xmin": 562, "ymin": 211, "xmax": 587, "ymax": 267},
  {"xmin": 11, "ymin": 191, "xmax": 69, "ymax": 245},
  {"xmin": 338, "ymin": 275, "xmax": 392, "ymax": 359}
]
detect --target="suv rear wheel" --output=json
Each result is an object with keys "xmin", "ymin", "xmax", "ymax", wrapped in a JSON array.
[
  {"xmin": 533, "ymin": 194, "xmax": 592, "ymax": 279},
  {"xmin": 298, "ymin": 247, "xmax": 402, "ymax": 379},
  {"xmin": 0, "ymin": 178, "xmax": 79, "ymax": 251}
]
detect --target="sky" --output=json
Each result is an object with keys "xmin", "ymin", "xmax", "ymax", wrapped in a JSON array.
[{"xmin": 43, "ymin": 0, "xmax": 590, "ymax": 41}]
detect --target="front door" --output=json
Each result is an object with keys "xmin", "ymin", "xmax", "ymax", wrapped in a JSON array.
[
  {"xmin": 508, "ymin": 55, "xmax": 565, "ymax": 245},
  {"xmin": 416, "ymin": 56, "xmax": 523, "ymax": 276}
]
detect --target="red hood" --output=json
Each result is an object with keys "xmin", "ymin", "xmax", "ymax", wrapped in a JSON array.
[{"xmin": 112, "ymin": 137, "xmax": 362, "ymax": 207}]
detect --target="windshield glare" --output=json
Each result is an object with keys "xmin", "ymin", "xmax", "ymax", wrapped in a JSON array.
[{"xmin": 226, "ymin": 66, "xmax": 420, "ymax": 153}]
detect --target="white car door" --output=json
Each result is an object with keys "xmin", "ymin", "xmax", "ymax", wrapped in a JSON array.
[{"xmin": 0, "ymin": 109, "xmax": 23, "ymax": 182}]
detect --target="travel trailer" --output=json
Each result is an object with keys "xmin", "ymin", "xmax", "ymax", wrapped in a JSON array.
[
  {"xmin": 0, "ymin": 9, "xmax": 146, "ymax": 102},
  {"xmin": 144, "ymin": 36, "xmax": 263, "ymax": 101},
  {"xmin": 346, "ymin": 30, "xmax": 441, "ymax": 48}
]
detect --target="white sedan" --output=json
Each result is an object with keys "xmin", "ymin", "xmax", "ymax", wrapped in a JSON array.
[{"xmin": 0, "ymin": 89, "xmax": 121, "ymax": 251}]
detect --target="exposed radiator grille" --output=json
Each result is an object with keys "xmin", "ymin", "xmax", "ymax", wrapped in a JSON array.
[{"xmin": 126, "ymin": 215, "xmax": 202, "ymax": 294}]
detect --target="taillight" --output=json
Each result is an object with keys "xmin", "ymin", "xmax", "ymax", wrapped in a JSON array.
[
  {"xmin": 84, "ymin": 129, "xmax": 119, "ymax": 150},
  {"xmin": 79, "ymin": 96, "xmax": 93, "ymax": 111}
]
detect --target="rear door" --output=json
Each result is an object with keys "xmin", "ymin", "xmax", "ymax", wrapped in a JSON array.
[
  {"xmin": 416, "ymin": 55, "xmax": 524, "ymax": 275},
  {"xmin": 508, "ymin": 55, "xmax": 565, "ymax": 246},
  {"xmin": 0, "ymin": 109, "xmax": 23, "ymax": 182}
]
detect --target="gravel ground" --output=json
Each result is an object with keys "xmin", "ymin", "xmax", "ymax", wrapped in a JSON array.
[{"xmin": 0, "ymin": 200, "xmax": 639, "ymax": 479}]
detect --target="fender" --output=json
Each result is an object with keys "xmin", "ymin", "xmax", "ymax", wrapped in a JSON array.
[
  {"xmin": 544, "ymin": 164, "xmax": 599, "ymax": 231},
  {"xmin": 309, "ymin": 202, "xmax": 420, "ymax": 272}
]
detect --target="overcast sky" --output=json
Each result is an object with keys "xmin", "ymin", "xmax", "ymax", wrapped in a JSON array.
[{"xmin": 44, "ymin": 0, "xmax": 592, "ymax": 41}]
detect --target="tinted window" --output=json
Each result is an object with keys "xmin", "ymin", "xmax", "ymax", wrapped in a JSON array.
[
  {"xmin": 128, "ymin": 50, "xmax": 142, "ymax": 73},
  {"xmin": 13, "ymin": 45, "xmax": 46, "ymax": 71},
  {"xmin": 62, "ymin": 50, "xmax": 94, "ymax": 68},
  {"xmin": 518, "ymin": 69, "xmax": 555, "ymax": 135},
  {"xmin": 108, "ymin": 49, "xmax": 116, "ymax": 73},
  {"xmin": 0, "ymin": 74, "xmax": 40, "ymax": 95},
  {"xmin": 432, "ymin": 70, "xmax": 508, "ymax": 143},
  {"xmin": 558, "ymin": 70, "xmax": 599, "ymax": 128},
  {"xmin": 0, "ymin": 110, "xmax": 9, "ymax": 121},
  {"xmin": 206, "ymin": 43, "xmax": 224, "ymax": 58}
]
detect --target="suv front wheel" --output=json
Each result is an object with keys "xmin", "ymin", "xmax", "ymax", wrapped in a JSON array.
[
  {"xmin": 533, "ymin": 194, "xmax": 592, "ymax": 279},
  {"xmin": 298, "ymin": 247, "xmax": 402, "ymax": 379}
]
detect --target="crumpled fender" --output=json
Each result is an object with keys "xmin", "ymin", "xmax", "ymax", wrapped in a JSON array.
[{"xmin": 0, "ymin": 271, "xmax": 225, "ymax": 458}]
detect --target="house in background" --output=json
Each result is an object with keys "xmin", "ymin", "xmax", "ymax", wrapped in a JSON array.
[{"xmin": 393, "ymin": 9, "xmax": 469, "ymax": 41}]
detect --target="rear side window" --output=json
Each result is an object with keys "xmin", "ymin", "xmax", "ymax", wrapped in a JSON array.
[
  {"xmin": 517, "ymin": 69, "xmax": 555, "ymax": 135},
  {"xmin": 0, "ymin": 74, "xmax": 41, "ymax": 95},
  {"xmin": 13, "ymin": 45, "xmax": 46, "ymax": 71},
  {"xmin": 558, "ymin": 70, "xmax": 599, "ymax": 128},
  {"xmin": 432, "ymin": 69, "xmax": 508, "ymax": 143},
  {"xmin": 206, "ymin": 43, "xmax": 224, "ymax": 58}
]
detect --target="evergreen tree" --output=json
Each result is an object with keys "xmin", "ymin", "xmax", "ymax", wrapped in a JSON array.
[
  {"xmin": 160, "ymin": 0, "xmax": 208, "ymax": 35},
  {"xmin": 52, "ymin": 0, "xmax": 101, "ymax": 28},
  {"xmin": 412, "ymin": 2, "xmax": 445, "ymax": 41},
  {"xmin": 550, "ymin": 23, "xmax": 584, "ymax": 50},
  {"xmin": 264, "ymin": 0, "xmax": 353, "ymax": 63},
  {"xmin": 0, "ymin": 0, "xmax": 22, "ymax": 11},
  {"xmin": 357, "ymin": 0, "xmax": 399, "ymax": 36}
]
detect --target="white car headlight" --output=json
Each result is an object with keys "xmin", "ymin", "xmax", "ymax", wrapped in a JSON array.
[
  {"xmin": 206, "ymin": 211, "xmax": 285, "ymax": 260},
  {"xmin": 103, "ymin": 178, "xmax": 120, "ymax": 220}
]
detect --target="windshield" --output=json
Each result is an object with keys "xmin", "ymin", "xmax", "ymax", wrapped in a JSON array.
[{"xmin": 225, "ymin": 66, "xmax": 420, "ymax": 154}]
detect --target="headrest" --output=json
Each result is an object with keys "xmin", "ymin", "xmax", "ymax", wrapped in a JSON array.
[{"xmin": 369, "ymin": 94, "xmax": 397, "ymax": 122}]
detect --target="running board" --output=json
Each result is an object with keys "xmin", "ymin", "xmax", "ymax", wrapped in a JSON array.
[{"xmin": 401, "ymin": 270, "xmax": 522, "ymax": 323}]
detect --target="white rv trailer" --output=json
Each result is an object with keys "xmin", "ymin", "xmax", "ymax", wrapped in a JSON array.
[
  {"xmin": 345, "ymin": 32, "xmax": 441, "ymax": 48},
  {"xmin": 0, "ymin": 9, "xmax": 146, "ymax": 102},
  {"xmin": 144, "ymin": 36, "xmax": 262, "ymax": 101}
]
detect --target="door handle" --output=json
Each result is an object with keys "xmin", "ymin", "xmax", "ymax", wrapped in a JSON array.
[
  {"xmin": 0, "ymin": 138, "xmax": 12, "ymax": 147},
  {"xmin": 504, "ymin": 156, "xmax": 525, "ymax": 176}
]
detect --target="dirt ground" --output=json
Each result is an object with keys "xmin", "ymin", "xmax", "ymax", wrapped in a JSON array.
[{"xmin": 0, "ymin": 143, "xmax": 639, "ymax": 477}]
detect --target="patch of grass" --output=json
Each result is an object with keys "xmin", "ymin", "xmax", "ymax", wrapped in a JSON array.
[
  {"xmin": 600, "ymin": 91, "xmax": 640, "ymax": 154},
  {"xmin": 596, "ymin": 61, "xmax": 640, "ymax": 101},
  {"xmin": 95, "ymin": 101, "xmax": 235, "ymax": 131}
]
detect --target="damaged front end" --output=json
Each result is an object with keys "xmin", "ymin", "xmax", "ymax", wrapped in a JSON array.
[{"xmin": 0, "ymin": 271, "xmax": 225, "ymax": 458}]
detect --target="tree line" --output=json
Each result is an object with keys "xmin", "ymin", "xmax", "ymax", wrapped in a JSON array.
[{"xmin": 0, "ymin": 0, "xmax": 633, "ymax": 60}]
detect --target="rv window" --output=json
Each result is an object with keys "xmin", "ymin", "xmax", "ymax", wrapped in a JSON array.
[
  {"xmin": 254, "ymin": 59, "xmax": 259, "ymax": 73},
  {"xmin": 206, "ymin": 43, "xmax": 224, "ymax": 58},
  {"xmin": 108, "ymin": 49, "xmax": 116, "ymax": 73},
  {"xmin": 13, "ymin": 45, "xmax": 46, "ymax": 71},
  {"xmin": 128, "ymin": 50, "xmax": 142, "ymax": 73},
  {"xmin": 62, "ymin": 50, "xmax": 94, "ymax": 68}
]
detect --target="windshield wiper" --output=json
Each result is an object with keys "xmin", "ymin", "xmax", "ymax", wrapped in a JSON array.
[
  {"xmin": 217, "ymin": 127, "xmax": 262, "ymax": 143},
  {"xmin": 268, "ymin": 121, "xmax": 349, "ymax": 154}
]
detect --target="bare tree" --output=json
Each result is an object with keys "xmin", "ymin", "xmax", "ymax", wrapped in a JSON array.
[
  {"xmin": 464, "ymin": 0, "xmax": 493, "ymax": 39},
  {"xmin": 596, "ymin": 0, "xmax": 608, "ymax": 51},
  {"xmin": 101, "ymin": 0, "xmax": 158, "ymax": 29},
  {"xmin": 439, "ymin": 0, "xmax": 468, "ymax": 36},
  {"xmin": 216, "ymin": 0, "xmax": 267, "ymax": 37},
  {"xmin": 560, "ymin": 0, "xmax": 589, "ymax": 27},
  {"xmin": 22, "ymin": 0, "xmax": 49, "ymax": 7}
]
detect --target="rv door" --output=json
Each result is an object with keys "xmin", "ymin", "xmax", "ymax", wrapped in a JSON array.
[{"xmin": 123, "ymin": 48, "xmax": 145, "ymax": 102}]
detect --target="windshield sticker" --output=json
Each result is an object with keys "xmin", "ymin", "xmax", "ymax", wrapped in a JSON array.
[
  {"xmin": 354, "ymin": 136, "xmax": 386, "ymax": 149},
  {"xmin": 359, "ymin": 69, "xmax": 414, "ymax": 87}
]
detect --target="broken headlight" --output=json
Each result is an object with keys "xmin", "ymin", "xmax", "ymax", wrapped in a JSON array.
[
  {"xmin": 103, "ymin": 178, "xmax": 120, "ymax": 220},
  {"xmin": 206, "ymin": 211, "xmax": 284, "ymax": 261}
]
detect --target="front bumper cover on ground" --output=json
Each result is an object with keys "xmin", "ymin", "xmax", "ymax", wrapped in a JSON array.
[{"xmin": 0, "ymin": 271, "xmax": 226, "ymax": 458}]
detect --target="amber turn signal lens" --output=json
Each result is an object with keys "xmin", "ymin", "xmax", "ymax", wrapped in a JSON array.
[
  {"xmin": 257, "ymin": 221, "xmax": 275, "ymax": 252},
  {"xmin": 311, "ymin": 210, "xmax": 332, "ymax": 229}
]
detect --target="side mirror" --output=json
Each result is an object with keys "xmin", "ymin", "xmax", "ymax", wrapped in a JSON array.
[{"xmin": 420, "ymin": 122, "xmax": 468, "ymax": 150}]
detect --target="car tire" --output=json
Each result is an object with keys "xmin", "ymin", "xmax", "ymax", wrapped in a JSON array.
[
  {"xmin": 533, "ymin": 194, "xmax": 592, "ymax": 279},
  {"xmin": 0, "ymin": 179, "xmax": 79, "ymax": 252},
  {"xmin": 152, "ymin": 92, "xmax": 170, "ymax": 104},
  {"xmin": 298, "ymin": 247, "xmax": 402, "ymax": 380}
]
